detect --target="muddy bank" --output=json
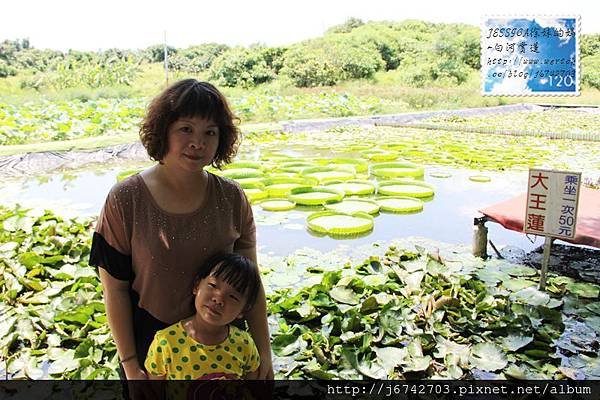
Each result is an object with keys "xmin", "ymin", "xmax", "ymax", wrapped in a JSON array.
[
  {"xmin": 502, "ymin": 244, "xmax": 600, "ymax": 285},
  {"xmin": 0, "ymin": 142, "xmax": 149, "ymax": 178}
]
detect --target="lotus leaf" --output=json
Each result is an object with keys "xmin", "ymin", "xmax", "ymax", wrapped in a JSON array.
[
  {"xmin": 501, "ymin": 335, "xmax": 533, "ymax": 351},
  {"xmin": 470, "ymin": 343, "xmax": 508, "ymax": 371}
]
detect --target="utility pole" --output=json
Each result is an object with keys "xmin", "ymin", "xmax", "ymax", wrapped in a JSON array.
[{"xmin": 164, "ymin": 30, "xmax": 168, "ymax": 86}]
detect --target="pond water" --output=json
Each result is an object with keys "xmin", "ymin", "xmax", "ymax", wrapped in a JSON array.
[{"xmin": 1, "ymin": 161, "xmax": 548, "ymax": 256}]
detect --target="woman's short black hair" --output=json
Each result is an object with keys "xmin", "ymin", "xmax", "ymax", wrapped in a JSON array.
[
  {"xmin": 140, "ymin": 79, "xmax": 240, "ymax": 169},
  {"xmin": 193, "ymin": 253, "xmax": 260, "ymax": 312}
]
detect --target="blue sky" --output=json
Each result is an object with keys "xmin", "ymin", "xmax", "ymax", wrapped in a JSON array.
[{"xmin": 1, "ymin": 0, "xmax": 597, "ymax": 51}]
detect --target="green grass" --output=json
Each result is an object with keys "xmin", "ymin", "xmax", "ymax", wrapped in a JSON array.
[
  {"xmin": 3, "ymin": 63, "xmax": 600, "ymax": 107},
  {"xmin": 1, "ymin": 64, "xmax": 600, "ymax": 156}
]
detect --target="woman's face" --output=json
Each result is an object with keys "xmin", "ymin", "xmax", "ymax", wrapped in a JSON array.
[{"xmin": 162, "ymin": 116, "xmax": 220, "ymax": 172}]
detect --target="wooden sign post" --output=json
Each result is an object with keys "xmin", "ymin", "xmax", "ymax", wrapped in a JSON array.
[{"xmin": 524, "ymin": 169, "xmax": 582, "ymax": 290}]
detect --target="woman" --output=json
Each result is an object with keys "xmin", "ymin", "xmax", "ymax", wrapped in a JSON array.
[{"xmin": 89, "ymin": 80, "xmax": 273, "ymax": 391}]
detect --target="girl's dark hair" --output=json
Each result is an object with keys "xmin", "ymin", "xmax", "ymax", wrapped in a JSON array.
[
  {"xmin": 193, "ymin": 253, "xmax": 260, "ymax": 312},
  {"xmin": 140, "ymin": 79, "xmax": 240, "ymax": 169}
]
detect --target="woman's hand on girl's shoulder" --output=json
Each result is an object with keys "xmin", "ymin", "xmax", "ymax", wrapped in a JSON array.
[
  {"xmin": 244, "ymin": 369, "xmax": 259, "ymax": 380},
  {"xmin": 256, "ymin": 356, "xmax": 274, "ymax": 380}
]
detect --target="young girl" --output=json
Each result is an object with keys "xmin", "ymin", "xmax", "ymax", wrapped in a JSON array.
[{"xmin": 144, "ymin": 253, "xmax": 261, "ymax": 380}]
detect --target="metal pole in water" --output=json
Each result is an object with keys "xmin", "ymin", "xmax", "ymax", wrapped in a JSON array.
[
  {"xmin": 539, "ymin": 236, "xmax": 553, "ymax": 291},
  {"xmin": 473, "ymin": 217, "xmax": 488, "ymax": 259}
]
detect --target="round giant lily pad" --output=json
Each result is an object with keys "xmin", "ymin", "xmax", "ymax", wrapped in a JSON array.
[
  {"xmin": 370, "ymin": 162, "xmax": 425, "ymax": 178},
  {"xmin": 325, "ymin": 199, "xmax": 380, "ymax": 215},
  {"xmin": 221, "ymin": 168, "xmax": 264, "ymax": 179},
  {"xmin": 361, "ymin": 149, "xmax": 399, "ymax": 162},
  {"xmin": 307, "ymin": 211, "xmax": 374, "ymax": 236},
  {"xmin": 223, "ymin": 161, "xmax": 263, "ymax": 171},
  {"xmin": 116, "ymin": 169, "xmax": 142, "ymax": 182},
  {"xmin": 259, "ymin": 199, "xmax": 296, "ymax": 211},
  {"xmin": 263, "ymin": 177, "xmax": 316, "ymax": 197},
  {"xmin": 301, "ymin": 166, "xmax": 355, "ymax": 183},
  {"xmin": 430, "ymin": 171, "xmax": 452, "ymax": 178},
  {"xmin": 324, "ymin": 180, "xmax": 376, "ymax": 196},
  {"xmin": 243, "ymin": 188, "xmax": 268, "ymax": 202},
  {"xmin": 375, "ymin": 197, "xmax": 424, "ymax": 213},
  {"xmin": 241, "ymin": 182, "xmax": 268, "ymax": 203},
  {"xmin": 288, "ymin": 187, "xmax": 344, "ymax": 206},
  {"xmin": 329, "ymin": 158, "xmax": 369, "ymax": 173},
  {"xmin": 469, "ymin": 175, "xmax": 491, "ymax": 182},
  {"xmin": 235, "ymin": 177, "xmax": 264, "ymax": 186},
  {"xmin": 377, "ymin": 180, "xmax": 435, "ymax": 198},
  {"xmin": 278, "ymin": 161, "xmax": 318, "ymax": 174}
]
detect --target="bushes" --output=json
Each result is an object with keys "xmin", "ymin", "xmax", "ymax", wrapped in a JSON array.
[
  {"xmin": 281, "ymin": 38, "xmax": 384, "ymax": 87},
  {"xmin": 169, "ymin": 43, "xmax": 229, "ymax": 73},
  {"xmin": 581, "ymin": 34, "xmax": 600, "ymax": 90},
  {"xmin": 581, "ymin": 34, "xmax": 600, "ymax": 57},
  {"xmin": 582, "ymin": 55, "xmax": 600, "ymax": 89},
  {"xmin": 20, "ymin": 57, "xmax": 141, "ymax": 90},
  {"xmin": 326, "ymin": 17, "xmax": 365, "ymax": 34},
  {"xmin": 345, "ymin": 23, "xmax": 407, "ymax": 70},
  {"xmin": 0, "ymin": 20, "xmax": 487, "ymax": 90},
  {"xmin": 144, "ymin": 44, "xmax": 177, "ymax": 63},
  {"xmin": 0, "ymin": 59, "xmax": 17, "ymax": 78},
  {"xmin": 208, "ymin": 45, "xmax": 285, "ymax": 87}
]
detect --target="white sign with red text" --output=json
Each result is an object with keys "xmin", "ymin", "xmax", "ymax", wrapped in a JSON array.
[{"xmin": 524, "ymin": 169, "xmax": 581, "ymax": 239}]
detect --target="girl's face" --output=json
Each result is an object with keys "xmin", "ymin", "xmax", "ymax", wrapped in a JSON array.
[
  {"xmin": 193, "ymin": 271, "xmax": 247, "ymax": 327},
  {"xmin": 162, "ymin": 116, "xmax": 220, "ymax": 172}
]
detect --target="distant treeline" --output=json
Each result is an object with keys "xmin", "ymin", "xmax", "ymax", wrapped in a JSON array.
[{"xmin": 1, "ymin": 18, "xmax": 599, "ymax": 90}]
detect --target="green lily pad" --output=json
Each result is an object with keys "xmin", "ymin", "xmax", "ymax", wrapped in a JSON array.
[
  {"xmin": 566, "ymin": 282, "xmax": 600, "ymax": 298},
  {"xmin": 48, "ymin": 350, "xmax": 79, "ymax": 375},
  {"xmin": 469, "ymin": 175, "xmax": 491, "ymax": 182},
  {"xmin": 272, "ymin": 334, "xmax": 307, "ymax": 357},
  {"xmin": 324, "ymin": 180, "xmax": 376, "ymax": 196},
  {"xmin": 502, "ymin": 265, "xmax": 538, "ymax": 277},
  {"xmin": 511, "ymin": 287, "xmax": 550, "ymax": 306},
  {"xmin": 116, "ymin": 169, "xmax": 141, "ymax": 182},
  {"xmin": 288, "ymin": 187, "xmax": 344, "ymax": 206},
  {"xmin": 375, "ymin": 197, "xmax": 424, "ymax": 213},
  {"xmin": 476, "ymin": 269, "xmax": 507, "ymax": 284},
  {"xmin": 221, "ymin": 168, "xmax": 264, "ymax": 179},
  {"xmin": 470, "ymin": 343, "xmax": 508, "ymax": 371},
  {"xmin": 377, "ymin": 180, "xmax": 434, "ymax": 198},
  {"xmin": 503, "ymin": 364, "xmax": 528, "ymax": 379},
  {"xmin": 329, "ymin": 286, "xmax": 360, "ymax": 305},
  {"xmin": 307, "ymin": 211, "xmax": 374, "ymax": 236},
  {"xmin": 374, "ymin": 347, "xmax": 408, "ymax": 374},
  {"xmin": 325, "ymin": 199, "xmax": 380, "ymax": 215},
  {"xmin": 501, "ymin": 335, "xmax": 533, "ymax": 351},
  {"xmin": 586, "ymin": 303, "xmax": 600, "ymax": 315},
  {"xmin": 242, "ymin": 188, "xmax": 268, "ymax": 203},
  {"xmin": 302, "ymin": 166, "xmax": 356, "ymax": 183},
  {"xmin": 502, "ymin": 278, "xmax": 537, "ymax": 292},
  {"xmin": 370, "ymin": 162, "xmax": 425, "ymax": 178},
  {"xmin": 430, "ymin": 171, "xmax": 452, "ymax": 178},
  {"xmin": 259, "ymin": 199, "xmax": 296, "ymax": 211}
]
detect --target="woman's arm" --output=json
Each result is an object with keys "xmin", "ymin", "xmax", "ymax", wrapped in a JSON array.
[
  {"xmin": 99, "ymin": 268, "xmax": 147, "ymax": 380},
  {"xmin": 236, "ymin": 247, "xmax": 274, "ymax": 380},
  {"xmin": 244, "ymin": 369, "xmax": 259, "ymax": 380}
]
